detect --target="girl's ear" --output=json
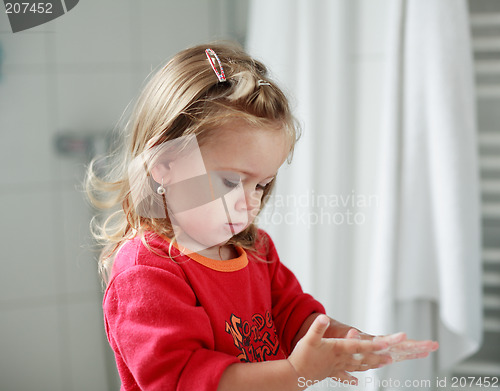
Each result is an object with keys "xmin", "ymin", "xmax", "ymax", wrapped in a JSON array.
[{"xmin": 151, "ymin": 162, "xmax": 171, "ymax": 185}]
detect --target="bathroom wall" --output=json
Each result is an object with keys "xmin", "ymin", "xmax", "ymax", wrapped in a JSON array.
[{"xmin": 0, "ymin": 1, "xmax": 247, "ymax": 389}]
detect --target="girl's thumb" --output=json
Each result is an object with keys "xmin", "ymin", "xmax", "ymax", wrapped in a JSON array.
[{"xmin": 306, "ymin": 314, "xmax": 330, "ymax": 342}]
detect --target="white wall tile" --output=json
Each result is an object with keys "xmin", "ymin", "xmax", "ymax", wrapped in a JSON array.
[
  {"xmin": 0, "ymin": 26, "xmax": 48, "ymax": 67},
  {"xmin": 132, "ymin": 62, "xmax": 171, "ymax": 99},
  {"xmin": 67, "ymin": 300, "xmax": 109, "ymax": 391},
  {"xmin": 0, "ymin": 306, "xmax": 64, "ymax": 391},
  {"xmin": 137, "ymin": 0, "xmax": 212, "ymax": 66},
  {"xmin": 53, "ymin": 69, "xmax": 134, "ymax": 183},
  {"xmin": 51, "ymin": 0, "xmax": 133, "ymax": 66},
  {"xmin": 55, "ymin": 71, "xmax": 134, "ymax": 134},
  {"xmin": 0, "ymin": 73, "xmax": 53, "ymax": 186},
  {"xmin": 0, "ymin": 190, "xmax": 59, "ymax": 301},
  {"xmin": 0, "ymin": 3, "xmax": 10, "ymax": 31},
  {"xmin": 60, "ymin": 186, "xmax": 101, "ymax": 295}
]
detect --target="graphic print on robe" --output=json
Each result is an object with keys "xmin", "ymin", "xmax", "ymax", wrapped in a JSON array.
[{"xmin": 225, "ymin": 311, "xmax": 280, "ymax": 362}]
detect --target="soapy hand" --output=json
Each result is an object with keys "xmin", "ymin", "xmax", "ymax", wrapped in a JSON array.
[
  {"xmin": 345, "ymin": 327, "xmax": 439, "ymax": 363},
  {"xmin": 288, "ymin": 315, "xmax": 439, "ymax": 388}
]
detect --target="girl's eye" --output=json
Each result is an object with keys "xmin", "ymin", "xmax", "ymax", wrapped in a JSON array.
[
  {"xmin": 223, "ymin": 178, "xmax": 240, "ymax": 189},
  {"xmin": 255, "ymin": 183, "xmax": 268, "ymax": 191}
]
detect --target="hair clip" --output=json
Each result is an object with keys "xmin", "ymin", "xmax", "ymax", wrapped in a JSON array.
[
  {"xmin": 205, "ymin": 48, "xmax": 226, "ymax": 82},
  {"xmin": 257, "ymin": 79, "xmax": 271, "ymax": 86}
]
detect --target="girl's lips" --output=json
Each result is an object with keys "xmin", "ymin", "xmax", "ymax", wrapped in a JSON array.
[{"xmin": 226, "ymin": 223, "xmax": 245, "ymax": 233}]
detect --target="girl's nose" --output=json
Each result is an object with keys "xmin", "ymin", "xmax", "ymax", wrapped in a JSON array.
[
  {"xmin": 234, "ymin": 191, "xmax": 248, "ymax": 212},
  {"xmin": 235, "ymin": 188, "xmax": 261, "ymax": 212}
]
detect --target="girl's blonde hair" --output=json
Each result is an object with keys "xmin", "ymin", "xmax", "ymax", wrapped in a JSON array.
[{"xmin": 85, "ymin": 42, "xmax": 299, "ymax": 282}]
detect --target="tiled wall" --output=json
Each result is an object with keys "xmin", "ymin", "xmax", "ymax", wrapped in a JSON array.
[{"xmin": 0, "ymin": 1, "xmax": 245, "ymax": 389}]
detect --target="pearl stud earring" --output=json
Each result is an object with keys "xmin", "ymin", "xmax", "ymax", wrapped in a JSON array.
[{"xmin": 157, "ymin": 179, "xmax": 166, "ymax": 195}]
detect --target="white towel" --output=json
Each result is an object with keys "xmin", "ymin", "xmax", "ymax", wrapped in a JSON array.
[{"xmin": 367, "ymin": 0, "xmax": 482, "ymax": 385}]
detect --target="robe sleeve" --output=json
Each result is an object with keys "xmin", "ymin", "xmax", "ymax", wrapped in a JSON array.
[
  {"xmin": 103, "ymin": 264, "xmax": 239, "ymax": 391},
  {"xmin": 259, "ymin": 230, "xmax": 326, "ymax": 356}
]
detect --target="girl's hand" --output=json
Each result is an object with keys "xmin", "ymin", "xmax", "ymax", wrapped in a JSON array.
[
  {"xmin": 345, "ymin": 328, "xmax": 439, "ymax": 363},
  {"xmin": 287, "ymin": 315, "xmax": 402, "ymax": 386}
]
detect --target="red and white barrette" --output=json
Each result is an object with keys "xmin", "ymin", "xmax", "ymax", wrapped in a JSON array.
[{"xmin": 205, "ymin": 48, "xmax": 226, "ymax": 82}]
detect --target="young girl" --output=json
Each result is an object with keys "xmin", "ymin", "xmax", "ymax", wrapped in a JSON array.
[{"xmin": 86, "ymin": 43, "xmax": 438, "ymax": 391}]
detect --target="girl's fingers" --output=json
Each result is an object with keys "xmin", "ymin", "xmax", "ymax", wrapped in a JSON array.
[
  {"xmin": 324, "ymin": 338, "xmax": 395, "ymax": 368},
  {"xmin": 375, "ymin": 340, "xmax": 439, "ymax": 356},
  {"xmin": 391, "ymin": 351, "xmax": 430, "ymax": 362},
  {"xmin": 303, "ymin": 315, "xmax": 330, "ymax": 346},
  {"xmin": 372, "ymin": 339, "xmax": 439, "ymax": 363},
  {"xmin": 374, "ymin": 332, "xmax": 407, "ymax": 345},
  {"xmin": 328, "ymin": 337, "xmax": 390, "ymax": 354},
  {"xmin": 348, "ymin": 352, "xmax": 393, "ymax": 370},
  {"xmin": 389, "ymin": 339, "xmax": 437, "ymax": 350},
  {"xmin": 327, "ymin": 331, "xmax": 412, "ymax": 355},
  {"xmin": 299, "ymin": 326, "xmax": 439, "ymax": 378},
  {"xmin": 345, "ymin": 328, "xmax": 361, "ymax": 340}
]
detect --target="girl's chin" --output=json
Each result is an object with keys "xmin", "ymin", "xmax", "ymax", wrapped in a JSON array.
[{"xmin": 225, "ymin": 222, "xmax": 246, "ymax": 235}]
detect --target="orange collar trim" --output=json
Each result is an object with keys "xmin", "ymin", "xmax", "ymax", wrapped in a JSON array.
[
  {"xmin": 183, "ymin": 245, "xmax": 249, "ymax": 272},
  {"xmin": 152, "ymin": 232, "xmax": 249, "ymax": 272}
]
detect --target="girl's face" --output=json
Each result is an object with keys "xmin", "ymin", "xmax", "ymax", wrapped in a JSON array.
[{"xmin": 165, "ymin": 120, "xmax": 290, "ymax": 254}]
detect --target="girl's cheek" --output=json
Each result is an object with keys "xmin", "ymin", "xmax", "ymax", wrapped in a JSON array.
[
  {"xmin": 247, "ymin": 191, "xmax": 263, "ymax": 216},
  {"xmin": 246, "ymin": 191, "xmax": 261, "ymax": 208}
]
